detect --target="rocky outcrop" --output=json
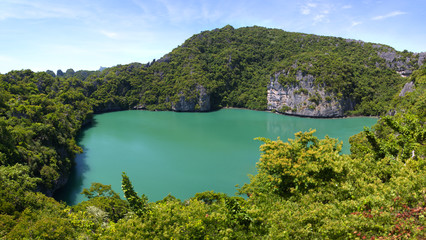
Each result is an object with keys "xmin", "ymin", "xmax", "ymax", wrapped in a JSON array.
[
  {"xmin": 376, "ymin": 49, "xmax": 425, "ymax": 77},
  {"xmin": 397, "ymin": 69, "xmax": 413, "ymax": 78},
  {"xmin": 387, "ymin": 81, "xmax": 416, "ymax": 116},
  {"xmin": 267, "ymin": 71, "xmax": 352, "ymax": 117},
  {"xmin": 417, "ymin": 52, "xmax": 426, "ymax": 66},
  {"xmin": 172, "ymin": 85, "xmax": 211, "ymax": 112},
  {"xmin": 399, "ymin": 81, "xmax": 415, "ymax": 97}
]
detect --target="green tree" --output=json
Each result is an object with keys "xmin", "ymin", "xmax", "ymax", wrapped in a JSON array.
[
  {"xmin": 121, "ymin": 172, "xmax": 148, "ymax": 216},
  {"xmin": 242, "ymin": 130, "xmax": 347, "ymax": 197}
]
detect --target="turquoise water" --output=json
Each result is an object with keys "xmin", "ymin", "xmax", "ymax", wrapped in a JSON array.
[{"xmin": 55, "ymin": 109, "xmax": 377, "ymax": 204}]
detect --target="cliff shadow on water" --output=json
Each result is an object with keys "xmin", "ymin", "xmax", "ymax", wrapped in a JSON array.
[{"xmin": 53, "ymin": 118, "xmax": 98, "ymax": 205}]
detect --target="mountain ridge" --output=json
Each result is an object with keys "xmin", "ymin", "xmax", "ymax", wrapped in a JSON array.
[
  {"xmin": 0, "ymin": 25, "xmax": 425, "ymax": 239},
  {"xmin": 70, "ymin": 25, "xmax": 423, "ymax": 117}
]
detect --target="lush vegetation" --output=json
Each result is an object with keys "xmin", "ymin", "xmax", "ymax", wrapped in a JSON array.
[
  {"xmin": 43, "ymin": 25, "xmax": 420, "ymax": 115},
  {"xmin": 0, "ymin": 70, "xmax": 93, "ymax": 192},
  {"xmin": 0, "ymin": 26, "xmax": 425, "ymax": 238}
]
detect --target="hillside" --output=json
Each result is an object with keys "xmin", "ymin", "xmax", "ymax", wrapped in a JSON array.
[
  {"xmin": 0, "ymin": 26, "xmax": 425, "ymax": 239},
  {"xmin": 76, "ymin": 25, "xmax": 424, "ymax": 117}
]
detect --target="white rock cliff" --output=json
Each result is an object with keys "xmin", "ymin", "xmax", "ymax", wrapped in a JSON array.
[{"xmin": 267, "ymin": 71, "xmax": 353, "ymax": 117}]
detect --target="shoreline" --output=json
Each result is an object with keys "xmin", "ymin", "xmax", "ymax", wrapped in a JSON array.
[{"xmin": 131, "ymin": 106, "xmax": 380, "ymax": 120}]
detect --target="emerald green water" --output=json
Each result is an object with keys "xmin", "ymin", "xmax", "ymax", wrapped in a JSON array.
[{"xmin": 55, "ymin": 109, "xmax": 377, "ymax": 204}]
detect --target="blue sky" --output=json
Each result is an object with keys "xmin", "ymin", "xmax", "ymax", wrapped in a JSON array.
[{"xmin": 1, "ymin": 0, "xmax": 425, "ymax": 73}]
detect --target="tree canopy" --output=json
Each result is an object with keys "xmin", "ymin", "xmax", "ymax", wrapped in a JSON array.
[{"xmin": 0, "ymin": 26, "xmax": 425, "ymax": 239}]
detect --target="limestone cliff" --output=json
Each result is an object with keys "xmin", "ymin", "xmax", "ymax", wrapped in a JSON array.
[
  {"xmin": 374, "ymin": 45, "xmax": 425, "ymax": 77},
  {"xmin": 399, "ymin": 81, "xmax": 415, "ymax": 97},
  {"xmin": 172, "ymin": 85, "xmax": 211, "ymax": 112},
  {"xmin": 267, "ymin": 71, "xmax": 353, "ymax": 117}
]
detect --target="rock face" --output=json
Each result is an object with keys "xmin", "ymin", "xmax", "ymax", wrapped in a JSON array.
[
  {"xmin": 376, "ymin": 49, "xmax": 425, "ymax": 77},
  {"xmin": 417, "ymin": 52, "xmax": 426, "ymax": 66},
  {"xmin": 172, "ymin": 85, "xmax": 211, "ymax": 112},
  {"xmin": 267, "ymin": 71, "xmax": 352, "ymax": 117},
  {"xmin": 399, "ymin": 81, "xmax": 415, "ymax": 97}
]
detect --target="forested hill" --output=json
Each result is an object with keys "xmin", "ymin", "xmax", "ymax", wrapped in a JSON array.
[
  {"xmin": 57, "ymin": 25, "xmax": 424, "ymax": 117},
  {"xmin": 0, "ymin": 26, "xmax": 425, "ymax": 239},
  {"xmin": 0, "ymin": 66, "xmax": 424, "ymax": 239},
  {"xmin": 0, "ymin": 25, "xmax": 424, "ymax": 195}
]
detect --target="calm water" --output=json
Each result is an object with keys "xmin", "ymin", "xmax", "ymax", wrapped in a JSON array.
[{"xmin": 55, "ymin": 109, "xmax": 376, "ymax": 204}]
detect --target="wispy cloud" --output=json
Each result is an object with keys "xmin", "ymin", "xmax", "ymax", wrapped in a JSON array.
[
  {"xmin": 342, "ymin": 5, "xmax": 352, "ymax": 9},
  {"xmin": 100, "ymin": 30, "xmax": 119, "ymax": 39},
  {"xmin": 156, "ymin": 0, "xmax": 205, "ymax": 24},
  {"xmin": 299, "ymin": 1, "xmax": 334, "ymax": 25},
  {"xmin": 372, "ymin": 11, "xmax": 407, "ymax": 20},
  {"xmin": 351, "ymin": 21, "xmax": 362, "ymax": 27},
  {"xmin": 313, "ymin": 14, "xmax": 326, "ymax": 23},
  {"xmin": 313, "ymin": 10, "xmax": 332, "ymax": 25},
  {"xmin": 200, "ymin": 2, "xmax": 223, "ymax": 23},
  {"xmin": 0, "ymin": 0, "xmax": 84, "ymax": 20},
  {"xmin": 301, "ymin": 8, "xmax": 310, "ymax": 15},
  {"xmin": 301, "ymin": 2, "xmax": 317, "ymax": 15},
  {"xmin": 131, "ymin": 0, "xmax": 227, "ymax": 25}
]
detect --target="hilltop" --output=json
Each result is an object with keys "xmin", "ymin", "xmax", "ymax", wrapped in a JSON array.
[
  {"xmin": 0, "ymin": 25, "xmax": 425, "ymax": 239},
  {"xmin": 53, "ymin": 25, "xmax": 425, "ymax": 117}
]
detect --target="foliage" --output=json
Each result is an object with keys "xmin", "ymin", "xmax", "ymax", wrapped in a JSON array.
[
  {"xmin": 0, "ymin": 70, "xmax": 92, "ymax": 191},
  {"xmin": 0, "ymin": 164, "xmax": 40, "ymax": 214},
  {"xmin": 77, "ymin": 182, "xmax": 129, "ymax": 222},
  {"xmin": 59, "ymin": 25, "xmax": 418, "ymax": 115},
  {"xmin": 81, "ymin": 182, "xmax": 120, "ymax": 199},
  {"xmin": 121, "ymin": 172, "xmax": 148, "ymax": 217},
  {"xmin": 0, "ymin": 26, "xmax": 425, "ymax": 239},
  {"xmin": 243, "ymin": 130, "xmax": 347, "ymax": 197}
]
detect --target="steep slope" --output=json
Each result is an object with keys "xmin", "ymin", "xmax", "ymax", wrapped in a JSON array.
[
  {"xmin": 2, "ymin": 25, "xmax": 424, "ymax": 195},
  {"xmin": 84, "ymin": 25, "xmax": 424, "ymax": 116},
  {"xmin": 1, "ymin": 26, "xmax": 425, "ymax": 239}
]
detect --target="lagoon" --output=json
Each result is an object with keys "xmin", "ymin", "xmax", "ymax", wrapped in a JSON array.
[{"xmin": 55, "ymin": 109, "xmax": 377, "ymax": 204}]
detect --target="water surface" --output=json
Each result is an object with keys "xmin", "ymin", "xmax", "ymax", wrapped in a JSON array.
[{"xmin": 56, "ymin": 109, "xmax": 376, "ymax": 204}]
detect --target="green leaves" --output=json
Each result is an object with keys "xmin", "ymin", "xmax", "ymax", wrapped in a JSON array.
[
  {"xmin": 121, "ymin": 172, "xmax": 148, "ymax": 217},
  {"xmin": 81, "ymin": 182, "xmax": 119, "ymax": 200},
  {"xmin": 249, "ymin": 130, "xmax": 346, "ymax": 197},
  {"xmin": 0, "ymin": 26, "xmax": 425, "ymax": 239},
  {"xmin": 0, "ymin": 164, "xmax": 40, "ymax": 214},
  {"xmin": 363, "ymin": 113, "xmax": 425, "ymax": 165}
]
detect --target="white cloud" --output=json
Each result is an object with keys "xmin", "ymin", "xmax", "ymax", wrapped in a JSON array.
[
  {"xmin": 156, "ymin": 0, "xmax": 201, "ymax": 24},
  {"xmin": 130, "ymin": 0, "xmax": 224, "ymax": 25},
  {"xmin": 200, "ymin": 3, "xmax": 223, "ymax": 22},
  {"xmin": 372, "ymin": 11, "xmax": 407, "ymax": 20},
  {"xmin": 313, "ymin": 14, "xmax": 330, "ymax": 24},
  {"xmin": 351, "ymin": 21, "xmax": 362, "ymax": 27},
  {"xmin": 299, "ymin": 1, "xmax": 335, "ymax": 25},
  {"xmin": 130, "ymin": 0, "xmax": 151, "ymax": 14},
  {"xmin": 301, "ymin": 2, "xmax": 317, "ymax": 15},
  {"xmin": 0, "ymin": 0, "xmax": 84, "ymax": 20},
  {"xmin": 342, "ymin": 5, "xmax": 352, "ymax": 9},
  {"xmin": 301, "ymin": 8, "xmax": 311, "ymax": 15},
  {"xmin": 100, "ymin": 30, "xmax": 119, "ymax": 39}
]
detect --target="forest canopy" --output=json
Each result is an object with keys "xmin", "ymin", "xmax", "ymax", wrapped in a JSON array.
[{"xmin": 0, "ymin": 26, "xmax": 425, "ymax": 239}]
